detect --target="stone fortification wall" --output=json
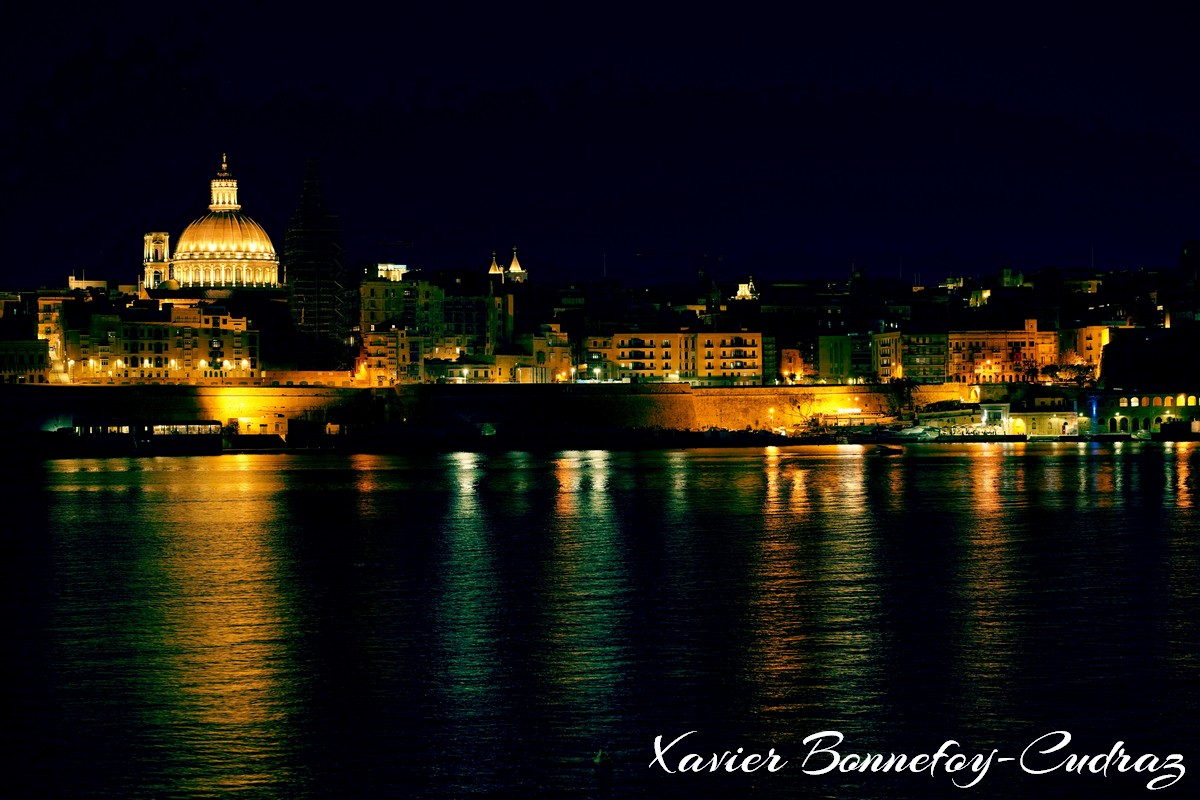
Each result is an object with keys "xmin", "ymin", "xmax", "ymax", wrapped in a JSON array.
[
  {"xmin": 0, "ymin": 385, "xmax": 362, "ymax": 433},
  {"xmin": 388, "ymin": 383, "xmax": 697, "ymax": 433},
  {"xmin": 690, "ymin": 383, "xmax": 967, "ymax": 430},
  {"xmin": 1, "ymin": 382, "xmax": 975, "ymax": 438}
]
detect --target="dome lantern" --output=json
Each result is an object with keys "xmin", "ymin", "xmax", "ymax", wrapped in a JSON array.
[{"xmin": 209, "ymin": 153, "xmax": 241, "ymax": 211}]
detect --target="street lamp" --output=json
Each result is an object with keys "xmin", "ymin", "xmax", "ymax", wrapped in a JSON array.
[{"xmin": 593, "ymin": 367, "xmax": 601, "ymax": 381}]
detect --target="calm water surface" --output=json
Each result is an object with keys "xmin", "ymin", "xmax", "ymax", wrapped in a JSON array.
[{"xmin": 4, "ymin": 443, "xmax": 1198, "ymax": 798}]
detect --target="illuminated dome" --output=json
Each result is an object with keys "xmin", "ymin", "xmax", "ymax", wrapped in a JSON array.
[{"xmin": 171, "ymin": 156, "xmax": 280, "ymax": 288}]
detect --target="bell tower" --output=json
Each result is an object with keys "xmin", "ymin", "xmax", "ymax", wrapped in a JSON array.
[{"xmin": 143, "ymin": 231, "xmax": 171, "ymax": 288}]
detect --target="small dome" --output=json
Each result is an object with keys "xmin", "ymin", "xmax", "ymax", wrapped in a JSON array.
[{"xmin": 159, "ymin": 278, "xmax": 181, "ymax": 290}]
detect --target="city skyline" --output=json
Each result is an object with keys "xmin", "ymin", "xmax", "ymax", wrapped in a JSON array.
[{"xmin": 4, "ymin": 6, "xmax": 1200, "ymax": 289}]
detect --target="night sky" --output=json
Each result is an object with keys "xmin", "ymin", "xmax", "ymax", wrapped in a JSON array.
[{"xmin": 4, "ymin": 4, "xmax": 1199, "ymax": 289}]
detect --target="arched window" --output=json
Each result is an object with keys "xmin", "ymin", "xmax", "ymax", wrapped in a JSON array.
[
  {"xmin": 1165, "ymin": 396, "xmax": 1174, "ymax": 407},
  {"xmin": 1190, "ymin": 396, "xmax": 1198, "ymax": 407},
  {"xmin": 1120, "ymin": 397, "xmax": 1129, "ymax": 407},
  {"xmin": 1154, "ymin": 417, "xmax": 1163, "ymax": 429},
  {"xmin": 1153, "ymin": 397, "xmax": 1163, "ymax": 406},
  {"xmin": 1142, "ymin": 397, "xmax": 1150, "ymax": 408},
  {"xmin": 1142, "ymin": 418, "xmax": 1151, "ymax": 431},
  {"xmin": 1130, "ymin": 397, "xmax": 1139, "ymax": 407},
  {"xmin": 1110, "ymin": 418, "xmax": 1118, "ymax": 432},
  {"xmin": 1179, "ymin": 395, "xmax": 1188, "ymax": 407},
  {"xmin": 1119, "ymin": 417, "xmax": 1130, "ymax": 432}
]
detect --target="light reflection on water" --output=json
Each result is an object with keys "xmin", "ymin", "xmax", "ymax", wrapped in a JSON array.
[{"xmin": 4, "ymin": 444, "xmax": 1199, "ymax": 799}]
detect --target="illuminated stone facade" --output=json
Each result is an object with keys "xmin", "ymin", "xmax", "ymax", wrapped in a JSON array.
[
  {"xmin": 36, "ymin": 292, "xmax": 70, "ymax": 366},
  {"xmin": 584, "ymin": 331, "xmax": 763, "ymax": 385},
  {"xmin": 947, "ymin": 320, "xmax": 1057, "ymax": 384},
  {"xmin": 357, "ymin": 324, "xmax": 570, "ymax": 385},
  {"xmin": 1058, "ymin": 325, "xmax": 1112, "ymax": 369},
  {"xmin": 871, "ymin": 331, "xmax": 949, "ymax": 383},
  {"xmin": 64, "ymin": 305, "xmax": 261, "ymax": 385},
  {"xmin": 1093, "ymin": 392, "xmax": 1200, "ymax": 434}
]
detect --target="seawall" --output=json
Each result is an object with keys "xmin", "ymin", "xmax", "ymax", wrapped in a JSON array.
[{"xmin": 0, "ymin": 382, "xmax": 974, "ymax": 437}]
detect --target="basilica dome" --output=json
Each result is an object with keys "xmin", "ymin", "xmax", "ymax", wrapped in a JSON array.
[{"xmin": 171, "ymin": 156, "xmax": 280, "ymax": 288}]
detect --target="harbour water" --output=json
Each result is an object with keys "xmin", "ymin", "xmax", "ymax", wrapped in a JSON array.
[{"xmin": 4, "ymin": 443, "xmax": 1198, "ymax": 798}]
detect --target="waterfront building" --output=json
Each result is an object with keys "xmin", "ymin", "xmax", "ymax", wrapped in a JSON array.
[
  {"xmin": 361, "ymin": 278, "xmax": 445, "ymax": 339},
  {"xmin": 779, "ymin": 348, "xmax": 812, "ymax": 383},
  {"xmin": 582, "ymin": 331, "xmax": 763, "ymax": 385},
  {"xmin": 64, "ymin": 304, "xmax": 261, "ymax": 385},
  {"xmin": 899, "ymin": 333, "xmax": 949, "ymax": 384},
  {"xmin": 356, "ymin": 323, "xmax": 570, "ymax": 385},
  {"xmin": 818, "ymin": 335, "xmax": 851, "ymax": 383},
  {"xmin": 694, "ymin": 332, "xmax": 762, "ymax": 385},
  {"xmin": 0, "ymin": 339, "xmax": 50, "ymax": 384},
  {"xmin": 515, "ymin": 324, "xmax": 574, "ymax": 382},
  {"xmin": 36, "ymin": 291, "xmax": 71, "ymax": 369},
  {"xmin": 870, "ymin": 330, "xmax": 949, "ymax": 384},
  {"xmin": 358, "ymin": 327, "xmax": 402, "ymax": 387},
  {"xmin": 1089, "ymin": 391, "xmax": 1200, "ymax": 435},
  {"xmin": 610, "ymin": 331, "xmax": 696, "ymax": 382},
  {"xmin": 358, "ymin": 327, "xmax": 426, "ymax": 386},
  {"xmin": 1058, "ymin": 324, "xmax": 1113, "ymax": 370},
  {"xmin": 872, "ymin": 330, "xmax": 901, "ymax": 381},
  {"xmin": 947, "ymin": 319, "xmax": 1057, "ymax": 384}
]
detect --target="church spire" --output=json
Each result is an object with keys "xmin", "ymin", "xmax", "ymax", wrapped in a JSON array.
[{"xmin": 506, "ymin": 245, "xmax": 527, "ymax": 283}]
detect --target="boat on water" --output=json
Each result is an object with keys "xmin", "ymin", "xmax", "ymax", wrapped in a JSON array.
[{"xmin": 880, "ymin": 425, "xmax": 940, "ymax": 441}]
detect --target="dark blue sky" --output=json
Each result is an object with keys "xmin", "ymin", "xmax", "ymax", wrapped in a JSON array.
[{"xmin": 4, "ymin": 3, "xmax": 1198, "ymax": 288}]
